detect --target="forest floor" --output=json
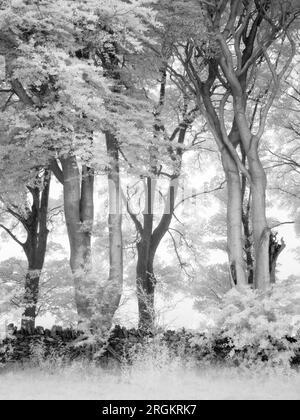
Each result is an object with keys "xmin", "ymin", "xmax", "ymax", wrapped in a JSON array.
[{"xmin": 0, "ymin": 362, "xmax": 299, "ymax": 400}]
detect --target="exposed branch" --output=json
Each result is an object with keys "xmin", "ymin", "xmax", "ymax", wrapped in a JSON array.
[
  {"xmin": 167, "ymin": 229, "xmax": 190, "ymax": 277},
  {"xmin": 174, "ymin": 180, "xmax": 226, "ymax": 210},
  {"xmin": 270, "ymin": 221, "xmax": 295, "ymax": 229},
  {"xmin": 121, "ymin": 188, "xmax": 143, "ymax": 234},
  {"xmin": 0, "ymin": 223, "xmax": 24, "ymax": 247}
]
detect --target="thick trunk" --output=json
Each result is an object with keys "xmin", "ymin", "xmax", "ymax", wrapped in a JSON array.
[
  {"xmin": 21, "ymin": 171, "xmax": 50, "ymax": 332},
  {"xmin": 136, "ymin": 176, "xmax": 155, "ymax": 331},
  {"xmin": 221, "ymin": 151, "xmax": 247, "ymax": 286},
  {"xmin": 137, "ymin": 240, "xmax": 155, "ymax": 331},
  {"xmin": 98, "ymin": 132, "xmax": 123, "ymax": 330},
  {"xmin": 60, "ymin": 156, "xmax": 94, "ymax": 324},
  {"xmin": 69, "ymin": 234, "xmax": 93, "ymax": 322},
  {"xmin": 136, "ymin": 177, "xmax": 178, "ymax": 331},
  {"xmin": 248, "ymin": 144, "xmax": 270, "ymax": 290},
  {"xmin": 233, "ymin": 93, "xmax": 270, "ymax": 290}
]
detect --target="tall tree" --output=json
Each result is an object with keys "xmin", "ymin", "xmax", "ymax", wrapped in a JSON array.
[
  {"xmin": 0, "ymin": 0, "xmax": 157, "ymax": 328},
  {"xmin": 124, "ymin": 81, "xmax": 197, "ymax": 329},
  {"xmin": 160, "ymin": 0, "xmax": 299, "ymax": 289},
  {"xmin": 0, "ymin": 169, "xmax": 51, "ymax": 332},
  {"xmin": 0, "ymin": 0, "xmax": 103, "ymax": 324}
]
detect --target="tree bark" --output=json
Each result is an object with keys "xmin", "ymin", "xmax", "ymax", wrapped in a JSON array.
[
  {"xmin": 269, "ymin": 233, "xmax": 286, "ymax": 284},
  {"xmin": 241, "ymin": 164, "xmax": 254, "ymax": 285},
  {"xmin": 137, "ymin": 238, "xmax": 155, "ymax": 331},
  {"xmin": 97, "ymin": 132, "xmax": 123, "ymax": 331},
  {"xmin": 247, "ymin": 141, "xmax": 270, "ymax": 290},
  {"xmin": 21, "ymin": 170, "xmax": 51, "ymax": 332},
  {"xmin": 21, "ymin": 270, "xmax": 41, "ymax": 333},
  {"xmin": 60, "ymin": 156, "xmax": 94, "ymax": 324},
  {"xmin": 136, "ymin": 176, "xmax": 155, "ymax": 331},
  {"xmin": 221, "ymin": 150, "xmax": 247, "ymax": 286},
  {"xmin": 135, "ymin": 177, "xmax": 179, "ymax": 331},
  {"xmin": 242, "ymin": 205, "xmax": 254, "ymax": 285}
]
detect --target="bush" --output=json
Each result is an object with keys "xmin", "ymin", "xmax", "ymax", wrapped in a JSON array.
[
  {"xmin": 1, "ymin": 278, "xmax": 300, "ymax": 370},
  {"xmin": 203, "ymin": 278, "xmax": 300, "ymax": 369}
]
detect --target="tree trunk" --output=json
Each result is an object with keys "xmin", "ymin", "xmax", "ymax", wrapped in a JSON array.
[
  {"xmin": 60, "ymin": 156, "xmax": 94, "ymax": 324},
  {"xmin": 21, "ymin": 170, "xmax": 51, "ymax": 332},
  {"xmin": 248, "ymin": 143, "xmax": 270, "ymax": 290},
  {"xmin": 241, "ymin": 173, "xmax": 254, "ymax": 286},
  {"xmin": 136, "ymin": 240, "xmax": 155, "ymax": 331},
  {"xmin": 21, "ymin": 270, "xmax": 41, "ymax": 333},
  {"xmin": 97, "ymin": 132, "xmax": 123, "ymax": 331},
  {"xmin": 136, "ymin": 177, "xmax": 178, "ymax": 331},
  {"xmin": 242, "ymin": 208, "xmax": 254, "ymax": 285},
  {"xmin": 135, "ymin": 176, "xmax": 155, "ymax": 331},
  {"xmin": 221, "ymin": 151, "xmax": 247, "ymax": 286},
  {"xmin": 269, "ymin": 233, "xmax": 286, "ymax": 284}
]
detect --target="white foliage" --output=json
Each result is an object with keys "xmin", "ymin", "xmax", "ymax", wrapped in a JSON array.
[{"xmin": 205, "ymin": 278, "xmax": 300, "ymax": 368}]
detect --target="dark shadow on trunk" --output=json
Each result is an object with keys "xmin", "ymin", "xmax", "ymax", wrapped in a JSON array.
[
  {"xmin": 134, "ymin": 177, "xmax": 179, "ymax": 332},
  {"xmin": 21, "ymin": 170, "xmax": 51, "ymax": 332},
  {"xmin": 269, "ymin": 232, "xmax": 286, "ymax": 284}
]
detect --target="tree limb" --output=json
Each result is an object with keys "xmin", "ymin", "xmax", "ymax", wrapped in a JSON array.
[{"xmin": 0, "ymin": 223, "xmax": 24, "ymax": 247}]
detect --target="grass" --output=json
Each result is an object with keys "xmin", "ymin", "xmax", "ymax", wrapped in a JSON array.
[{"xmin": 0, "ymin": 343, "xmax": 299, "ymax": 400}]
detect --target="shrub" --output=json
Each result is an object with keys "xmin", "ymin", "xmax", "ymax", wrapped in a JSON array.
[{"xmin": 203, "ymin": 278, "xmax": 300, "ymax": 369}]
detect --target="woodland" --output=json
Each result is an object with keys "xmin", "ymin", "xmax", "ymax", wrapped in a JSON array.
[{"xmin": 0, "ymin": 0, "xmax": 300, "ymax": 383}]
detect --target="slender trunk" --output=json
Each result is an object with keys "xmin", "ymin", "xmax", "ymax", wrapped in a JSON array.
[
  {"xmin": 269, "ymin": 233, "xmax": 286, "ymax": 284},
  {"xmin": 242, "ymin": 209, "xmax": 254, "ymax": 285},
  {"xmin": 21, "ymin": 270, "xmax": 41, "ymax": 333},
  {"xmin": 60, "ymin": 156, "xmax": 94, "ymax": 324},
  {"xmin": 221, "ymin": 151, "xmax": 247, "ymax": 286},
  {"xmin": 270, "ymin": 254, "xmax": 276, "ymax": 285},
  {"xmin": 98, "ymin": 132, "xmax": 123, "ymax": 330},
  {"xmin": 241, "ymin": 151, "xmax": 254, "ymax": 286},
  {"xmin": 248, "ymin": 142, "xmax": 270, "ymax": 290}
]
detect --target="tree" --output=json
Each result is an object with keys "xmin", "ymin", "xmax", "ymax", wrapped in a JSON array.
[
  {"xmin": 0, "ymin": 171, "xmax": 50, "ymax": 332},
  {"xmin": 0, "ymin": 0, "xmax": 157, "ymax": 329},
  {"xmin": 0, "ymin": 0, "xmax": 103, "ymax": 325},
  {"xmin": 267, "ymin": 55, "xmax": 300, "ymax": 206},
  {"xmin": 123, "ymin": 79, "xmax": 197, "ymax": 329},
  {"xmin": 0, "ymin": 256, "xmax": 77, "ymax": 328},
  {"xmin": 160, "ymin": 0, "xmax": 299, "ymax": 289},
  {"xmin": 68, "ymin": 0, "xmax": 158, "ymax": 329}
]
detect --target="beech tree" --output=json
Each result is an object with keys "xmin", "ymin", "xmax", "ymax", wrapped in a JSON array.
[
  {"xmin": 267, "ymin": 57, "xmax": 300, "ymax": 206},
  {"xmin": 159, "ymin": 0, "xmax": 299, "ymax": 290},
  {"xmin": 0, "ymin": 0, "xmax": 156, "ymax": 329},
  {"xmin": 122, "ymin": 62, "xmax": 197, "ymax": 329},
  {"xmin": 1, "ymin": 49, "xmax": 51, "ymax": 331},
  {"xmin": 66, "ymin": 0, "xmax": 157, "ymax": 329},
  {"xmin": 0, "ymin": 0, "xmax": 105, "ymax": 324},
  {"xmin": 0, "ymin": 170, "xmax": 51, "ymax": 332},
  {"xmin": 1, "ymin": 0, "xmax": 299, "ymax": 334}
]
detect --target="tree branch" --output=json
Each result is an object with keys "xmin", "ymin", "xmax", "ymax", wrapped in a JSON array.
[
  {"xmin": 174, "ymin": 180, "xmax": 226, "ymax": 210},
  {"xmin": 121, "ymin": 188, "xmax": 143, "ymax": 234},
  {"xmin": 0, "ymin": 223, "xmax": 24, "ymax": 247}
]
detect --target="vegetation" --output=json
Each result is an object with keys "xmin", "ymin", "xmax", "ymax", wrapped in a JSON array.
[{"xmin": 0, "ymin": 0, "xmax": 300, "ymax": 378}]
